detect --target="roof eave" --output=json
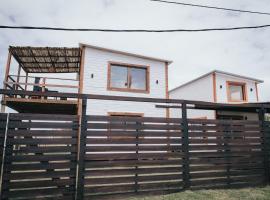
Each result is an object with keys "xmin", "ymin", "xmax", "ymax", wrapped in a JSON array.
[{"xmin": 79, "ymin": 42, "xmax": 173, "ymax": 65}]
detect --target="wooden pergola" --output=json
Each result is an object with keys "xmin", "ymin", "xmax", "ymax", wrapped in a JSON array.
[
  {"xmin": 9, "ymin": 46, "xmax": 81, "ymax": 73},
  {"xmin": 1, "ymin": 46, "xmax": 86, "ymax": 114}
]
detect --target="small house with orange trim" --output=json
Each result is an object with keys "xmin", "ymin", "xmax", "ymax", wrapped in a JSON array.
[
  {"xmin": 1, "ymin": 44, "xmax": 172, "ymax": 118},
  {"xmin": 80, "ymin": 43, "xmax": 172, "ymax": 118},
  {"xmin": 169, "ymin": 70, "xmax": 263, "ymax": 120}
]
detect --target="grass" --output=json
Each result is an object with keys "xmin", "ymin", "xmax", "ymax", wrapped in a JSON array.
[{"xmin": 129, "ymin": 186, "xmax": 270, "ymax": 200}]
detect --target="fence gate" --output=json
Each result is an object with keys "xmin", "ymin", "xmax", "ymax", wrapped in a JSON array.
[
  {"xmin": 0, "ymin": 113, "xmax": 79, "ymax": 200},
  {"xmin": 83, "ymin": 115, "xmax": 185, "ymax": 199}
]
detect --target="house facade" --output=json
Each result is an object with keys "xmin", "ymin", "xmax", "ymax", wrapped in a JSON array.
[
  {"xmin": 0, "ymin": 44, "xmax": 171, "ymax": 117},
  {"xmin": 80, "ymin": 43, "xmax": 172, "ymax": 117},
  {"xmin": 169, "ymin": 70, "xmax": 263, "ymax": 120}
]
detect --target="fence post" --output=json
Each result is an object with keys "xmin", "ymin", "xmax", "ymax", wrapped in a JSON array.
[
  {"xmin": 182, "ymin": 102, "xmax": 190, "ymax": 189},
  {"xmin": 76, "ymin": 98, "xmax": 87, "ymax": 200},
  {"xmin": 259, "ymin": 107, "xmax": 270, "ymax": 184}
]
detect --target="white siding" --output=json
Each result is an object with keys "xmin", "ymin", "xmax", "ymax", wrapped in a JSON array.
[
  {"xmin": 169, "ymin": 74, "xmax": 215, "ymax": 119},
  {"xmin": 215, "ymin": 73, "xmax": 258, "ymax": 103},
  {"xmin": 82, "ymin": 47, "xmax": 167, "ymax": 117},
  {"xmin": 169, "ymin": 72, "xmax": 260, "ymax": 120}
]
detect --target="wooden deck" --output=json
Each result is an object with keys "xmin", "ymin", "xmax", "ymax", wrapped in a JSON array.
[{"xmin": 4, "ymin": 97, "xmax": 78, "ymax": 114}]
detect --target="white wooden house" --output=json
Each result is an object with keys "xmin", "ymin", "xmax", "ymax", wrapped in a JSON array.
[
  {"xmin": 80, "ymin": 43, "xmax": 172, "ymax": 117},
  {"xmin": 169, "ymin": 70, "xmax": 263, "ymax": 120}
]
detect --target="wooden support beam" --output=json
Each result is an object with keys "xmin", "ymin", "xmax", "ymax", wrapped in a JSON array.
[
  {"xmin": 78, "ymin": 46, "xmax": 86, "ymax": 116},
  {"xmin": 76, "ymin": 98, "xmax": 87, "ymax": 200},
  {"xmin": 181, "ymin": 103, "xmax": 190, "ymax": 189},
  {"xmin": 25, "ymin": 73, "xmax": 28, "ymax": 91},
  {"xmin": 1, "ymin": 52, "xmax": 12, "ymax": 112},
  {"xmin": 259, "ymin": 108, "xmax": 270, "ymax": 184}
]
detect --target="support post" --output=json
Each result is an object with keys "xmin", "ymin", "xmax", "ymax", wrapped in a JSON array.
[
  {"xmin": 182, "ymin": 102, "xmax": 190, "ymax": 189},
  {"xmin": 1, "ymin": 52, "xmax": 12, "ymax": 113},
  {"xmin": 259, "ymin": 107, "xmax": 270, "ymax": 184},
  {"xmin": 25, "ymin": 73, "xmax": 28, "ymax": 91},
  {"xmin": 76, "ymin": 97, "xmax": 87, "ymax": 200}
]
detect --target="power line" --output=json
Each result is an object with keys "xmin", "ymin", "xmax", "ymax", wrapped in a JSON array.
[
  {"xmin": 150, "ymin": 0, "xmax": 270, "ymax": 16},
  {"xmin": 0, "ymin": 24, "xmax": 270, "ymax": 32}
]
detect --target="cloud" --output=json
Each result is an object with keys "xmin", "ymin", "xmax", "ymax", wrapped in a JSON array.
[{"xmin": 0, "ymin": 0, "xmax": 269, "ymax": 101}]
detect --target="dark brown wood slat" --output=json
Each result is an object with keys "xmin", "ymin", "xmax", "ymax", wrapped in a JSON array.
[
  {"xmin": 8, "ymin": 162, "xmax": 77, "ymax": 171},
  {"xmin": 7, "ymin": 130, "xmax": 78, "ymax": 137},
  {"xmin": 87, "ymin": 123, "xmax": 183, "ymax": 130},
  {"xmin": 8, "ymin": 121, "xmax": 77, "ymax": 129},
  {"xmin": 190, "ymin": 176, "xmax": 265, "ymax": 187},
  {"xmin": 137, "ymin": 174, "xmax": 183, "ymax": 182},
  {"xmin": 2, "ymin": 187, "xmax": 75, "ymax": 199},
  {"xmin": 7, "ymin": 138, "xmax": 77, "ymax": 145},
  {"xmin": 85, "ymin": 167, "xmax": 183, "ymax": 177},
  {"xmin": 12, "ymin": 146, "xmax": 77, "ymax": 154},
  {"xmin": 4, "ymin": 170, "xmax": 76, "ymax": 180},
  {"xmin": 189, "ymin": 144, "xmax": 262, "ymax": 151},
  {"xmin": 84, "ymin": 159, "xmax": 183, "ymax": 168},
  {"xmin": 6, "ymin": 178, "xmax": 75, "ymax": 189},
  {"xmin": 85, "ymin": 176, "xmax": 136, "ymax": 185},
  {"xmin": 138, "ymin": 181, "xmax": 183, "ymax": 190},
  {"xmin": 86, "ymin": 130, "xmax": 182, "ymax": 137},
  {"xmin": 188, "ymin": 125, "xmax": 261, "ymax": 132},
  {"xmin": 188, "ymin": 138, "xmax": 263, "ymax": 144},
  {"xmin": 87, "ymin": 115, "xmax": 182, "ymax": 123},
  {"xmin": 85, "ymin": 145, "xmax": 181, "ymax": 152},
  {"xmin": 189, "ymin": 163, "xmax": 265, "ymax": 171},
  {"xmin": 188, "ymin": 131, "xmax": 263, "ymax": 137},
  {"xmin": 9, "ymin": 113, "xmax": 78, "ymax": 121},
  {"xmin": 86, "ymin": 138, "xmax": 182, "ymax": 144},
  {"xmin": 189, "ymin": 157, "xmax": 264, "ymax": 165},
  {"xmin": 189, "ymin": 151, "xmax": 264, "ymax": 158},
  {"xmin": 190, "ymin": 169, "xmax": 264, "ymax": 179},
  {"xmin": 6, "ymin": 154, "xmax": 76, "ymax": 162},
  {"xmin": 85, "ymin": 152, "xmax": 183, "ymax": 161},
  {"xmin": 85, "ymin": 184, "xmax": 135, "ymax": 194},
  {"xmin": 188, "ymin": 119, "xmax": 261, "ymax": 125}
]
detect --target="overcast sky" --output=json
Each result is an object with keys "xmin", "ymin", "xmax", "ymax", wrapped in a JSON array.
[{"xmin": 0, "ymin": 0, "xmax": 269, "ymax": 101}]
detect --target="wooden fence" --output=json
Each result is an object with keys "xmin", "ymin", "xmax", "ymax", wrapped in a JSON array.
[
  {"xmin": 0, "ymin": 113, "xmax": 79, "ymax": 199},
  {"xmin": 0, "ymin": 113, "xmax": 269, "ymax": 199},
  {"xmin": 0, "ymin": 89, "xmax": 269, "ymax": 199}
]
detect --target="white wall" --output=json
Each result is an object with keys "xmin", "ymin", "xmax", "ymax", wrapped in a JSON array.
[
  {"xmin": 169, "ymin": 72, "xmax": 261, "ymax": 120},
  {"xmin": 169, "ymin": 74, "xmax": 215, "ymax": 119},
  {"xmin": 82, "ymin": 47, "xmax": 167, "ymax": 117},
  {"xmin": 215, "ymin": 73, "xmax": 259, "ymax": 103}
]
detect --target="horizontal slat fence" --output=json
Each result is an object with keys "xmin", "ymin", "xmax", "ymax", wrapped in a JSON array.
[
  {"xmin": 187, "ymin": 119, "xmax": 266, "ymax": 189},
  {"xmin": 84, "ymin": 115, "xmax": 184, "ymax": 199},
  {"xmin": 0, "ymin": 112, "xmax": 269, "ymax": 199},
  {"xmin": 1, "ymin": 113, "xmax": 79, "ymax": 200}
]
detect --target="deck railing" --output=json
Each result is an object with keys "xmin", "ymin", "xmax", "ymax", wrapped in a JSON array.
[{"xmin": 3, "ymin": 75, "xmax": 79, "ymax": 100}]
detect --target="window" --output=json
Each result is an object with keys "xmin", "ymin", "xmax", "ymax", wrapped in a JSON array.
[
  {"xmin": 108, "ymin": 112, "xmax": 143, "ymax": 138},
  {"xmin": 227, "ymin": 82, "xmax": 247, "ymax": 102},
  {"xmin": 108, "ymin": 62, "xmax": 149, "ymax": 93}
]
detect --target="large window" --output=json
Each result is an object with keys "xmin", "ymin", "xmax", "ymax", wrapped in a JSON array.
[
  {"xmin": 227, "ymin": 81, "xmax": 247, "ymax": 102},
  {"xmin": 108, "ymin": 62, "xmax": 149, "ymax": 93}
]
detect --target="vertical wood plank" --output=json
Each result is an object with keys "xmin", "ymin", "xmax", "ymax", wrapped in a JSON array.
[
  {"xmin": 259, "ymin": 107, "xmax": 270, "ymax": 184},
  {"xmin": 76, "ymin": 98, "xmax": 87, "ymax": 200},
  {"xmin": 181, "ymin": 102, "xmax": 190, "ymax": 189}
]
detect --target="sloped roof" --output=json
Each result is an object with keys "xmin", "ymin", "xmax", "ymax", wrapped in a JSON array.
[
  {"xmin": 80, "ymin": 43, "xmax": 173, "ymax": 64},
  {"xmin": 9, "ymin": 46, "xmax": 81, "ymax": 73}
]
